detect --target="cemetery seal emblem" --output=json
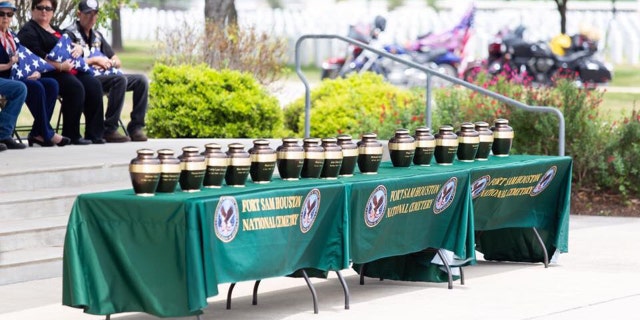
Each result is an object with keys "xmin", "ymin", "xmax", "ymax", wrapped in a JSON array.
[
  {"xmin": 300, "ymin": 188, "xmax": 321, "ymax": 233},
  {"xmin": 364, "ymin": 185, "xmax": 387, "ymax": 227},
  {"xmin": 214, "ymin": 196, "xmax": 239, "ymax": 242},
  {"xmin": 531, "ymin": 166, "xmax": 557, "ymax": 196},
  {"xmin": 434, "ymin": 177, "xmax": 457, "ymax": 214},
  {"xmin": 471, "ymin": 175, "xmax": 491, "ymax": 199}
]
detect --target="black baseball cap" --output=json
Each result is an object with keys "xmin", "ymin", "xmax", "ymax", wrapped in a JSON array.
[{"xmin": 78, "ymin": 0, "xmax": 99, "ymax": 13}]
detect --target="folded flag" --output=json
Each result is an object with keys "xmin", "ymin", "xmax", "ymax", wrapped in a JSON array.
[
  {"xmin": 10, "ymin": 44, "xmax": 55, "ymax": 80},
  {"xmin": 88, "ymin": 47, "xmax": 122, "ymax": 76},
  {"xmin": 46, "ymin": 34, "xmax": 91, "ymax": 73}
]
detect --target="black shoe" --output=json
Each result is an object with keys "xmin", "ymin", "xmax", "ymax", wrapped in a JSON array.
[
  {"xmin": 0, "ymin": 142, "xmax": 6, "ymax": 152},
  {"xmin": 91, "ymin": 138, "xmax": 106, "ymax": 144},
  {"xmin": 71, "ymin": 138, "xmax": 92, "ymax": 145},
  {"xmin": 104, "ymin": 131, "xmax": 131, "ymax": 143},
  {"xmin": 28, "ymin": 136, "xmax": 54, "ymax": 147},
  {"xmin": 57, "ymin": 136, "xmax": 71, "ymax": 147},
  {"xmin": 0, "ymin": 138, "xmax": 27, "ymax": 149}
]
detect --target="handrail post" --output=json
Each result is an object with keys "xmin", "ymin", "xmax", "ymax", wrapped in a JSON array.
[
  {"xmin": 425, "ymin": 72, "xmax": 433, "ymax": 128},
  {"xmin": 294, "ymin": 34, "xmax": 565, "ymax": 156}
]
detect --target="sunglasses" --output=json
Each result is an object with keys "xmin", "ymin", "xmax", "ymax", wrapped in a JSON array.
[
  {"xmin": 35, "ymin": 5, "xmax": 55, "ymax": 12},
  {"xmin": 0, "ymin": 11, "xmax": 14, "ymax": 17}
]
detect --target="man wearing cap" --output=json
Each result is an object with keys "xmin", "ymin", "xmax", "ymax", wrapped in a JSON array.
[
  {"xmin": 65, "ymin": 0, "xmax": 149, "ymax": 142},
  {"xmin": 0, "ymin": 0, "xmax": 28, "ymax": 151}
]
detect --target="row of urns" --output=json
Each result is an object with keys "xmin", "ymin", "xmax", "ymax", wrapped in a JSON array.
[{"xmin": 128, "ymin": 119, "xmax": 513, "ymax": 196}]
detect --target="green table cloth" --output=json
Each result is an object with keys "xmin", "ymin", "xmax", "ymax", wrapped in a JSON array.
[
  {"xmin": 63, "ymin": 178, "xmax": 347, "ymax": 317},
  {"xmin": 62, "ymin": 154, "xmax": 571, "ymax": 317}
]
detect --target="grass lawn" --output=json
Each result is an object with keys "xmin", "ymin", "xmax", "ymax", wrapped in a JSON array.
[{"xmin": 610, "ymin": 64, "xmax": 640, "ymax": 87}]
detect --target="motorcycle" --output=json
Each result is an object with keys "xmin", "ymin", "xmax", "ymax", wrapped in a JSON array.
[
  {"xmin": 321, "ymin": 15, "xmax": 387, "ymax": 80},
  {"xmin": 463, "ymin": 26, "xmax": 612, "ymax": 88}
]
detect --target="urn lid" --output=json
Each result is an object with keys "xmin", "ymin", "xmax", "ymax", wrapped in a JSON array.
[
  {"xmin": 137, "ymin": 148, "xmax": 155, "ymax": 155},
  {"xmin": 157, "ymin": 149, "xmax": 174, "ymax": 155},
  {"xmin": 182, "ymin": 146, "xmax": 199, "ymax": 153},
  {"xmin": 228, "ymin": 143, "xmax": 246, "ymax": 150},
  {"xmin": 395, "ymin": 128, "xmax": 410, "ymax": 135},
  {"xmin": 282, "ymin": 137, "xmax": 299, "ymax": 143},
  {"xmin": 322, "ymin": 137, "xmax": 338, "ymax": 144},
  {"xmin": 361, "ymin": 133, "xmax": 377, "ymax": 139},
  {"xmin": 438, "ymin": 125, "xmax": 454, "ymax": 132},
  {"xmin": 494, "ymin": 118, "xmax": 509, "ymax": 125},
  {"xmin": 460, "ymin": 122, "xmax": 475, "ymax": 130},
  {"xmin": 303, "ymin": 137, "xmax": 321, "ymax": 145},
  {"xmin": 204, "ymin": 143, "xmax": 222, "ymax": 150},
  {"xmin": 337, "ymin": 134, "xmax": 352, "ymax": 141},
  {"xmin": 415, "ymin": 126, "xmax": 431, "ymax": 133},
  {"xmin": 253, "ymin": 139, "xmax": 270, "ymax": 146},
  {"xmin": 474, "ymin": 121, "xmax": 490, "ymax": 129}
]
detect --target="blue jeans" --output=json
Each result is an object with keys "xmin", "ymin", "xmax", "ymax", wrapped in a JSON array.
[{"xmin": 0, "ymin": 78, "xmax": 27, "ymax": 140}]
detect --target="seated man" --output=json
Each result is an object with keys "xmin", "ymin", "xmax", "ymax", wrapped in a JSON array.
[
  {"xmin": 0, "ymin": 78, "xmax": 27, "ymax": 151},
  {"xmin": 65, "ymin": 0, "xmax": 148, "ymax": 142}
]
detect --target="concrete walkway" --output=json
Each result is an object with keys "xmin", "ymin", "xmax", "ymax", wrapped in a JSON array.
[{"xmin": 1, "ymin": 214, "xmax": 639, "ymax": 320}]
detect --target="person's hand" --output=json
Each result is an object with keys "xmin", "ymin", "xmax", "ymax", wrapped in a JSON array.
[
  {"xmin": 71, "ymin": 44, "xmax": 84, "ymax": 59},
  {"xmin": 27, "ymin": 71, "xmax": 41, "ymax": 80},
  {"xmin": 95, "ymin": 56, "xmax": 112, "ymax": 70},
  {"xmin": 9, "ymin": 53, "xmax": 18, "ymax": 66},
  {"xmin": 60, "ymin": 59, "xmax": 74, "ymax": 72}
]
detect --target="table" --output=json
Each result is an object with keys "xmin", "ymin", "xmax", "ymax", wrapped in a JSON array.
[
  {"xmin": 469, "ymin": 155, "xmax": 572, "ymax": 265},
  {"xmin": 63, "ymin": 178, "xmax": 348, "ymax": 317},
  {"xmin": 62, "ymin": 155, "xmax": 571, "ymax": 317}
]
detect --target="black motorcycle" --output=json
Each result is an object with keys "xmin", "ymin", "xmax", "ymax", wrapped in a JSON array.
[{"xmin": 464, "ymin": 26, "xmax": 612, "ymax": 88}]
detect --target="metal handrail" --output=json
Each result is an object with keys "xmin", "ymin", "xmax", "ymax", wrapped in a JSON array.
[{"xmin": 294, "ymin": 34, "xmax": 565, "ymax": 156}]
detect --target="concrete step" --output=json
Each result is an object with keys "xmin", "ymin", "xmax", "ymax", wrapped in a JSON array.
[
  {"xmin": 0, "ymin": 181, "xmax": 130, "ymax": 221},
  {"xmin": 0, "ymin": 163, "xmax": 129, "ymax": 194},
  {"xmin": 0, "ymin": 247, "xmax": 62, "ymax": 286},
  {"xmin": 0, "ymin": 216, "xmax": 68, "ymax": 253}
]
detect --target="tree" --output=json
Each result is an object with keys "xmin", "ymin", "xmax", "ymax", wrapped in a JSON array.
[
  {"xmin": 204, "ymin": 0, "xmax": 237, "ymax": 27},
  {"xmin": 553, "ymin": 0, "xmax": 568, "ymax": 34}
]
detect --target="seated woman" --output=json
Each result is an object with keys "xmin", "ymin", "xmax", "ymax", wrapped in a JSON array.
[
  {"xmin": 0, "ymin": 77, "xmax": 26, "ymax": 151},
  {"xmin": 0, "ymin": 0, "xmax": 68, "ymax": 147},
  {"xmin": 18, "ymin": 0, "xmax": 104, "ymax": 145}
]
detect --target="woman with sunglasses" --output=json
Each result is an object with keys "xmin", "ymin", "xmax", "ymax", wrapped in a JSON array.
[
  {"xmin": 18, "ymin": 0, "xmax": 105, "ymax": 145},
  {"xmin": 0, "ymin": 0, "xmax": 69, "ymax": 147}
]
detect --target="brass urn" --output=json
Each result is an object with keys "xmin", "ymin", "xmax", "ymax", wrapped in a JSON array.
[
  {"xmin": 491, "ymin": 118, "xmax": 514, "ymax": 157},
  {"xmin": 320, "ymin": 138, "xmax": 343, "ymax": 179},
  {"xmin": 178, "ymin": 146, "xmax": 206, "ymax": 192},
  {"xmin": 357, "ymin": 133, "xmax": 383, "ymax": 174},
  {"xmin": 336, "ymin": 134, "xmax": 358, "ymax": 177},
  {"xmin": 413, "ymin": 126, "xmax": 435, "ymax": 166},
  {"xmin": 276, "ymin": 138, "xmax": 304, "ymax": 180},
  {"xmin": 388, "ymin": 128, "xmax": 416, "ymax": 167},
  {"xmin": 474, "ymin": 121, "xmax": 494, "ymax": 160},
  {"xmin": 202, "ymin": 143, "xmax": 228, "ymax": 188},
  {"xmin": 301, "ymin": 138, "xmax": 324, "ymax": 178},
  {"xmin": 434, "ymin": 125, "xmax": 458, "ymax": 165},
  {"xmin": 225, "ymin": 143, "xmax": 251, "ymax": 187},
  {"xmin": 156, "ymin": 149, "xmax": 180, "ymax": 193},
  {"xmin": 248, "ymin": 139, "xmax": 277, "ymax": 184},
  {"xmin": 456, "ymin": 122, "xmax": 480, "ymax": 162},
  {"xmin": 129, "ymin": 149, "xmax": 161, "ymax": 196}
]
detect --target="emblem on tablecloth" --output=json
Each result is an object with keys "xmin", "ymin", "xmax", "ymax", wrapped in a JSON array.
[
  {"xmin": 214, "ymin": 196, "xmax": 239, "ymax": 242},
  {"xmin": 300, "ymin": 188, "xmax": 321, "ymax": 233},
  {"xmin": 434, "ymin": 177, "xmax": 457, "ymax": 214},
  {"xmin": 471, "ymin": 175, "xmax": 491, "ymax": 199},
  {"xmin": 364, "ymin": 185, "xmax": 387, "ymax": 227},
  {"xmin": 531, "ymin": 166, "xmax": 557, "ymax": 196}
]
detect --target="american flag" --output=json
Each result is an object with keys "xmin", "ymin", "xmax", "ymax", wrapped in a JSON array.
[
  {"xmin": 46, "ymin": 34, "xmax": 91, "ymax": 73},
  {"xmin": 88, "ymin": 47, "xmax": 122, "ymax": 76},
  {"xmin": 10, "ymin": 44, "xmax": 55, "ymax": 80}
]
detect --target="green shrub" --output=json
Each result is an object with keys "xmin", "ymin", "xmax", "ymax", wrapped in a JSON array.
[
  {"xmin": 598, "ymin": 110, "xmax": 640, "ymax": 199},
  {"xmin": 283, "ymin": 73, "xmax": 426, "ymax": 139},
  {"xmin": 147, "ymin": 64, "xmax": 285, "ymax": 138}
]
